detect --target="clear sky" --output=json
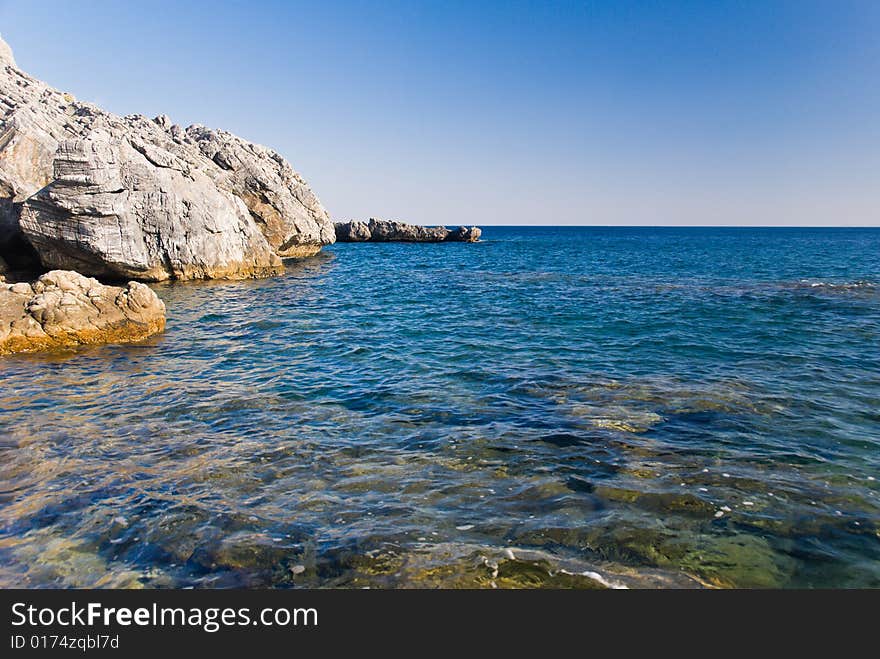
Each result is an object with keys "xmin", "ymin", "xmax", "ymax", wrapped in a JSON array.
[{"xmin": 1, "ymin": 0, "xmax": 878, "ymax": 226}]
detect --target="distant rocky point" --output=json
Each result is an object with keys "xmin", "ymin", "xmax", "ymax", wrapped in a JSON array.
[
  {"xmin": 335, "ymin": 219, "xmax": 481, "ymax": 243},
  {"xmin": 0, "ymin": 35, "xmax": 334, "ymax": 282},
  {"xmin": 0, "ymin": 270, "xmax": 165, "ymax": 355}
]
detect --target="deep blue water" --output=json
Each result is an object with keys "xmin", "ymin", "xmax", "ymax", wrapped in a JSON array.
[{"xmin": 1, "ymin": 227, "xmax": 879, "ymax": 588}]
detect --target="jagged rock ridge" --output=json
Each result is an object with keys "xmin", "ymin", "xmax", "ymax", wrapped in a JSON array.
[{"xmin": 335, "ymin": 218, "xmax": 481, "ymax": 243}]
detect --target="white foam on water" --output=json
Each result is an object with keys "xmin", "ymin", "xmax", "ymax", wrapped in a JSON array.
[{"xmin": 579, "ymin": 570, "xmax": 628, "ymax": 590}]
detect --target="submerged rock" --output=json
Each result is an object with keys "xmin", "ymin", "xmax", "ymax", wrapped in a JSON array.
[
  {"xmin": 335, "ymin": 541, "xmax": 697, "ymax": 589},
  {"xmin": 334, "ymin": 218, "xmax": 481, "ymax": 243},
  {"xmin": 679, "ymin": 534, "xmax": 795, "ymax": 588},
  {"xmin": 0, "ymin": 35, "xmax": 332, "ymax": 280},
  {"xmin": 0, "ymin": 270, "xmax": 166, "ymax": 355}
]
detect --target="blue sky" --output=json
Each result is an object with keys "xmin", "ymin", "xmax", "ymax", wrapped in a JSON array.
[{"xmin": 2, "ymin": 1, "xmax": 878, "ymax": 225}]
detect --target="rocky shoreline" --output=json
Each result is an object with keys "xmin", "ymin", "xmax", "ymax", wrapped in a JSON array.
[
  {"xmin": 0, "ymin": 36, "xmax": 480, "ymax": 356},
  {"xmin": 335, "ymin": 219, "xmax": 481, "ymax": 243}
]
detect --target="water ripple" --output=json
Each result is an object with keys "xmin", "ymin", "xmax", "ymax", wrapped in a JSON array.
[{"xmin": 1, "ymin": 227, "xmax": 878, "ymax": 588}]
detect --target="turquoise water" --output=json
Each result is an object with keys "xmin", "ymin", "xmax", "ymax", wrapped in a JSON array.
[{"xmin": 1, "ymin": 227, "xmax": 878, "ymax": 588}]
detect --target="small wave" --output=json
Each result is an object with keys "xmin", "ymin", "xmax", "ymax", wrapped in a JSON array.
[{"xmin": 799, "ymin": 280, "xmax": 877, "ymax": 291}]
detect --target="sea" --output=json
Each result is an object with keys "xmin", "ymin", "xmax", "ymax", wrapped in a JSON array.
[{"xmin": 1, "ymin": 226, "xmax": 878, "ymax": 588}]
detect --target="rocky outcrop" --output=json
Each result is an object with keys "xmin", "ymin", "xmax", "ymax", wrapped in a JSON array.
[
  {"xmin": 334, "ymin": 219, "xmax": 481, "ymax": 243},
  {"xmin": 0, "ymin": 270, "xmax": 165, "ymax": 355},
  {"xmin": 184, "ymin": 124, "xmax": 335, "ymax": 256},
  {"xmin": 0, "ymin": 35, "xmax": 333, "ymax": 280}
]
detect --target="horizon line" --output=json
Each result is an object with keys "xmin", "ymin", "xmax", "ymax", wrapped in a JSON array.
[{"xmin": 391, "ymin": 224, "xmax": 880, "ymax": 229}]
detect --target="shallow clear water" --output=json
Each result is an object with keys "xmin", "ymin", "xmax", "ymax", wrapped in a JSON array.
[{"xmin": 1, "ymin": 227, "xmax": 879, "ymax": 588}]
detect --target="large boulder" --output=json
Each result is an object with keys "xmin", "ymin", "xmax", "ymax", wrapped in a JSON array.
[
  {"xmin": 448, "ymin": 225, "xmax": 482, "ymax": 242},
  {"xmin": 334, "ymin": 218, "xmax": 481, "ymax": 243},
  {"xmin": 0, "ymin": 270, "xmax": 166, "ymax": 355},
  {"xmin": 20, "ymin": 135, "xmax": 283, "ymax": 281},
  {"xmin": 0, "ymin": 35, "xmax": 333, "ymax": 280}
]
